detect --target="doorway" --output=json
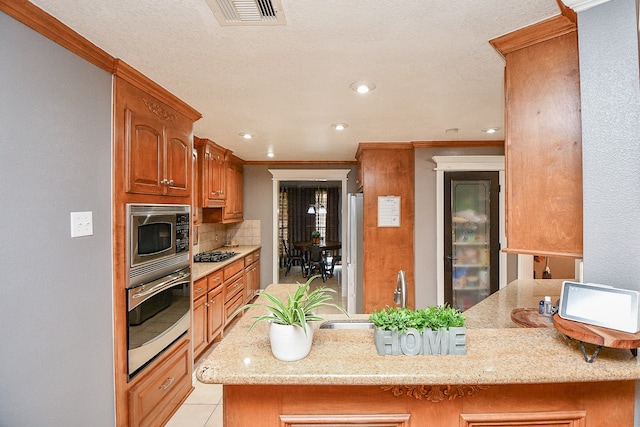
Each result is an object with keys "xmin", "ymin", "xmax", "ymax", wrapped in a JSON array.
[
  {"xmin": 269, "ymin": 170, "xmax": 349, "ymax": 295},
  {"xmin": 444, "ymin": 171, "xmax": 500, "ymax": 311},
  {"xmin": 277, "ymin": 180, "xmax": 342, "ymax": 286},
  {"xmin": 433, "ymin": 156, "xmax": 508, "ymax": 306}
]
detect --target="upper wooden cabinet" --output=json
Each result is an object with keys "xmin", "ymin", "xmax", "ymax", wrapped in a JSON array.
[
  {"xmin": 114, "ymin": 61, "xmax": 200, "ymax": 202},
  {"xmin": 201, "ymin": 152, "xmax": 244, "ymax": 223},
  {"xmin": 490, "ymin": 15, "xmax": 583, "ymax": 258},
  {"xmin": 194, "ymin": 137, "xmax": 227, "ymax": 208}
]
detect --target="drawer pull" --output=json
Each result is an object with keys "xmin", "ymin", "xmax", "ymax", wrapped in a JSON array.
[
  {"xmin": 195, "ymin": 287, "xmax": 204, "ymax": 294},
  {"xmin": 159, "ymin": 377, "xmax": 174, "ymax": 390}
]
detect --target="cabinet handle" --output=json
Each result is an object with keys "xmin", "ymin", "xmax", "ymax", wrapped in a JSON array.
[
  {"xmin": 210, "ymin": 298, "xmax": 216, "ymax": 304},
  {"xmin": 159, "ymin": 377, "xmax": 174, "ymax": 390},
  {"xmin": 168, "ymin": 179, "xmax": 174, "ymax": 185},
  {"xmin": 195, "ymin": 287, "xmax": 204, "ymax": 294},
  {"xmin": 214, "ymin": 277, "xmax": 221, "ymax": 282}
]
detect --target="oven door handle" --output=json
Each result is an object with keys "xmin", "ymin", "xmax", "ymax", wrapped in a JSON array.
[{"xmin": 132, "ymin": 272, "xmax": 190, "ymax": 300}]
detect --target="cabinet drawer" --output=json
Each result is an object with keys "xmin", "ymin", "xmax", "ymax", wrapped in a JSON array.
[
  {"xmin": 128, "ymin": 338, "xmax": 191, "ymax": 427},
  {"xmin": 193, "ymin": 277, "xmax": 207, "ymax": 301},
  {"xmin": 244, "ymin": 253, "xmax": 254, "ymax": 266},
  {"xmin": 207, "ymin": 270, "xmax": 223, "ymax": 291},
  {"xmin": 225, "ymin": 290, "xmax": 244, "ymax": 323},
  {"xmin": 223, "ymin": 259, "xmax": 244, "ymax": 281},
  {"xmin": 225, "ymin": 275, "xmax": 244, "ymax": 302}
]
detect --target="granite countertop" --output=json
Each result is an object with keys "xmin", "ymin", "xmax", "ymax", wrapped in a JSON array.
[
  {"xmin": 192, "ymin": 245, "xmax": 261, "ymax": 280},
  {"xmin": 196, "ymin": 280, "xmax": 640, "ymax": 386}
]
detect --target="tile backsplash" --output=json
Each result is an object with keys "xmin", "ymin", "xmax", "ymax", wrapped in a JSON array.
[{"xmin": 193, "ymin": 218, "xmax": 261, "ymax": 254}]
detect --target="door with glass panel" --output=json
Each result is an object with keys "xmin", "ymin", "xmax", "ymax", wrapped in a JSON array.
[{"xmin": 444, "ymin": 172, "xmax": 499, "ymax": 311}]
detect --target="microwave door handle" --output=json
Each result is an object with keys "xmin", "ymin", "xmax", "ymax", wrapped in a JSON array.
[{"xmin": 132, "ymin": 273, "xmax": 190, "ymax": 299}]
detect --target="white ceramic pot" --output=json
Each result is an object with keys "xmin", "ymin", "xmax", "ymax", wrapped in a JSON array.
[{"xmin": 269, "ymin": 322, "xmax": 314, "ymax": 361}]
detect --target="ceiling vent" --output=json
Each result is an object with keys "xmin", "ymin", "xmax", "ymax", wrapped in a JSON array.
[{"xmin": 205, "ymin": 0, "xmax": 286, "ymax": 26}]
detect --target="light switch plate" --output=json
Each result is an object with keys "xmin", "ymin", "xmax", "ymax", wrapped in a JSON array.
[{"xmin": 71, "ymin": 211, "xmax": 93, "ymax": 238}]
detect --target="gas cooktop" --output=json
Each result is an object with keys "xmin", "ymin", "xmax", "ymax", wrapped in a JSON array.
[{"xmin": 193, "ymin": 251, "xmax": 238, "ymax": 263}]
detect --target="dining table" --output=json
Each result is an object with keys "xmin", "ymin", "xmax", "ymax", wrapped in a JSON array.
[{"xmin": 293, "ymin": 241, "xmax": 342, "ymax": 252}]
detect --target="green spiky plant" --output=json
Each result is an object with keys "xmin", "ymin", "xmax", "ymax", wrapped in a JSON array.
[
  {"xmin": 233, "ymin": 275, "xmax": 348, "ymax": 335},
  {"xmin": 369, "ymin": 305, "xmax": 465, "ymax": 334}
]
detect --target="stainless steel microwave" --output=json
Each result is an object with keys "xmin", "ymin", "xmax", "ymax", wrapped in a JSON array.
[{"xmin": 126, "ymin": 204, "xmax": 190, "ymax": 287}]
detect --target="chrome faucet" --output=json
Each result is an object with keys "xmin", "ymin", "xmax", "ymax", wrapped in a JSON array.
[{"xmin": 393, "ymin": 270, "xmax": 407, "ymax": 308}]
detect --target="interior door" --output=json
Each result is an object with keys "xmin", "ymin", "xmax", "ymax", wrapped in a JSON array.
[{"xmin": 444, "ymin": 171, "xmax": 499, "ymax": 311}]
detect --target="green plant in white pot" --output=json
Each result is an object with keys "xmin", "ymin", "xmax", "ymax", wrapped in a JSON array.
[{"xmin": 234, "ymin": 275, "xmax": 348, "ymax": 361}]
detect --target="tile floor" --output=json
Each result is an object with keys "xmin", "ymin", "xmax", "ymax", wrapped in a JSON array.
[{"xmin": 166, "ymin": 266, "xmax": 346, "ymax": 426}]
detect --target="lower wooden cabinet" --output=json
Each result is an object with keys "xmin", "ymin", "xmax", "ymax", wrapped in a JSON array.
[
  {"xmin": 128, "ymin": 338, "xmax": 192, "ymax": 427},
  {"xmin": 193, "ymin": 251, "xmax": 258, "ymax": 361},
  {"xmin": 245, "ymin": 249, "xmax": 261, "ymax": 301},
  {"xmin": 223, "ymin": 382, "xmax": 634, "ymax": 427},
  {"xmin": 193, "ymin": 273, "xmax": 224, "ymax": 360},
  {"xmin": 206, "ymin": 286, "xmax": 224, "ymax": 343}
]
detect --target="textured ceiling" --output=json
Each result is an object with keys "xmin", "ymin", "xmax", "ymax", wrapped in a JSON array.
[{"xmin": 28, "ymin": 0, "xmax": 560, "ymax": 161}]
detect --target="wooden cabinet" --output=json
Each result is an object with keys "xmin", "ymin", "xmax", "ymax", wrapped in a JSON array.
[
  {"xmin": 199, "ymin": 150, "xmax": 245, "ymax": 224},
  {"xmin": 490, "ymin": 15, "xmax": 582, "ymax": 258},
  {"xmin": 128, "ymin": 338, "xmax": 191, "ymax": 427},
  {"xmin": 113, "ymin": 61, "xmax": 201, "ymax": 426},
  {"xmin": 193, "ymin": 272, "xmax": 224, "ymax": 360},
  {"xmin": 223, "ymin": 381, "xmax": 634, "ymax": 426},
  {"xmin": 194, "ymin": 137, "xmax": 226, "ymax": 208},
  {"xmin": 192, "ymin": 278, "xmax": 208, "ymax": 358},
  {"xmin": 225, "ymin": 155, "xmax": 244, "ymax": 221},
  {"xmin": 355, "ymin": 143, "xmax": 415, "ymax": 312},
  {"xmin": 245, "ymin": 250, "xmax": 261, "ymax": 301},
  {"xmin": 223, "ymin": 258, "xmax": 245, "ymax": 323},
  {"xmin": 118, "ymin": 77, "xmax": 193, "ymax": 198}
]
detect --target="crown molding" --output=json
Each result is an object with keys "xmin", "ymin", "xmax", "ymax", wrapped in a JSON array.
[{"xmin": 561, "ymin": 0, "xmax": 613, "ymax": 12}]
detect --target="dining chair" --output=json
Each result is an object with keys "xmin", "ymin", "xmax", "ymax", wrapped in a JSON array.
[
  {"xmin": 306, "ymin": 244, "xmax": 327, "ymax": 282},
  {"xmin": 283, "ymin": 239, "xmax": 306, "ymax": 276}
]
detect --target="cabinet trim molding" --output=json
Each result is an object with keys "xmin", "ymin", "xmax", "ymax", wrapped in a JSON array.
[
  {"xmin": 489, "ymin": 15, "xmax": 576, "ymax": 57},
  {"xmin": 381, "ymin": 384, "xmax": 490, "ymax": 402}
]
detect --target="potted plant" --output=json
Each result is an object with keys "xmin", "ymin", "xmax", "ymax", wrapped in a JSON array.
[
  {"xmin": 311, "ymin": 230, "xmax": 321, "ymax": 244},
  {"xmin": 233, "ymin": 275, "xmax": 348, "ymax": 361},
  {"xmin": 369, "ymin": 306, "xmax": 466, "ymax": 356}
]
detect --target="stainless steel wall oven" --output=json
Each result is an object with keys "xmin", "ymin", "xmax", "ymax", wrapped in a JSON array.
[{"xmin": 126, "ymin": 204, "xmax": 191, "ymax": 380}]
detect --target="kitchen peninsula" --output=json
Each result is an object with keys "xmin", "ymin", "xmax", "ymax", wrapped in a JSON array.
[{"xmin": 197, "ymin": 279, "xmax": 640, "ymax": 426}]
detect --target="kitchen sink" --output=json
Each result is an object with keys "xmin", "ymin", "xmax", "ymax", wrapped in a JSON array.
[{"xmin": 319, "ymin": 320, "xmax": 374, "ymax": 330}]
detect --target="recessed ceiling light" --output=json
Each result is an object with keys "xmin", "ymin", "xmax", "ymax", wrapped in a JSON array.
[
  {"xmin": 350, "ymin": 81, "xmax": 376, "ymax": 94},
  {"xmin": 239, "ymin": 132, "xmax": 253, "ymax": 139},
  {"xmin": 482, "ymin": 127, "xmax": 501, "ymax": 134},
  {"xmin": 267, "ymin": 152, "xmax": 274, "ymax": 158},
  {"xmin": 331, "ymin": 123, "xmax": 349, "ymax": 131}
]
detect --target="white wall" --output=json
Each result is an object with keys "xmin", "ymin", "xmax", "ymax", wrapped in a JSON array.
[{"xmin": 0, "ymin": 12, "xmax": 115, "ymax": 425}]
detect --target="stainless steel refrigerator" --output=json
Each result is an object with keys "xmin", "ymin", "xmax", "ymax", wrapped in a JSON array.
[{"xmin": 346, "ymin": 193, "xmax": 363, "ymax": 313}]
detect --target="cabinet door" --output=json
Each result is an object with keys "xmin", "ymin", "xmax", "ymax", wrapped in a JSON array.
[
  {"xmin": 128, "ymin": 338, "xmax": 191, "ymax": 427},
  {"xmin": 207, "ymin": 287, "xmax": 224, "ymax": 342},
  {"xmin": 164, "ymin": 128, "xmax": 191, "ymax": 197},
  {"xmin": 192, "ymin": 295, "xmax": 207, "ymax": 358},
  {"xmin": 223, "ymin": 160, "xmax": 239, "ymax": 220},
  {"xmin": 205, "ymin": 144, "xmax": 226, "ymax": 204},
  {"xmin": 248, "ymin": 259, "xmax": 260, "ymax": 300},
  {"xmin": 125, "ymin": 108, "xmax": 165, "ymax": 195},
  {"xmin": 503, "ymin": 30, "xmax": 582, "ymax": 257}
]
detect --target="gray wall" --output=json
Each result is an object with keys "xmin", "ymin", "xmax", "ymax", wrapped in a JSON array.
[
  {"xmin": 578, "ymin": 0, "xmax": 640, "ymax": 286},
  {"xmin": 574, "ymin": 0, "xmax": 640, "ymax": 425},
  {"xmin": 0, "ymin": 12, "xmax": 115, "ymax": 426},
  {"xmin": 414, "ymin": 146, "xmax": 504, "ymax": 308}
]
